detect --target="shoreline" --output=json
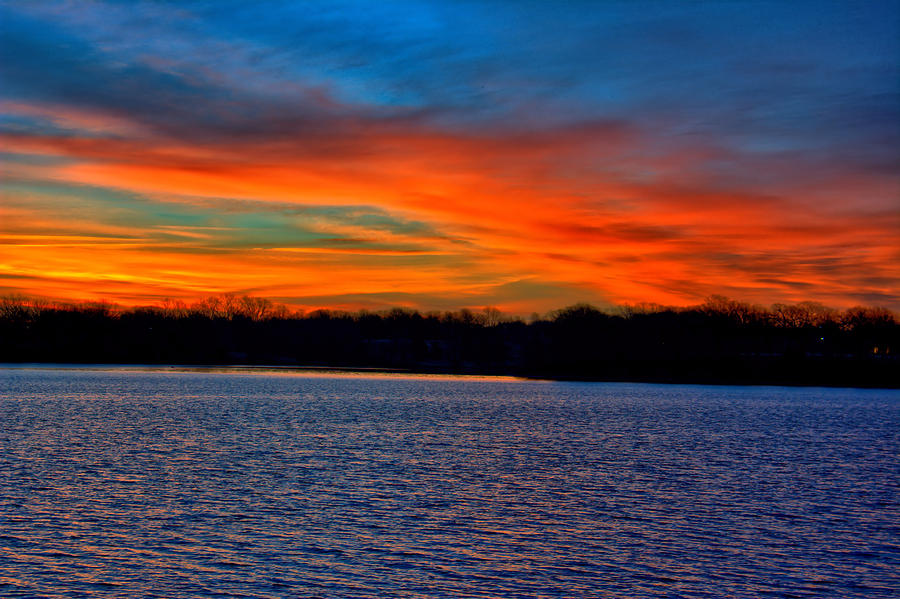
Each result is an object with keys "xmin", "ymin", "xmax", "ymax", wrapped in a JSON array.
[{"xmin": 3, "ymin": 361, "xmax": 897, "ymax": 390}]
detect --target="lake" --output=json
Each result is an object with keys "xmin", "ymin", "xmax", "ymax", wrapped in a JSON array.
[{"xmin": 0, "ymin": 366, "xmax": 897, "ymax": 598}]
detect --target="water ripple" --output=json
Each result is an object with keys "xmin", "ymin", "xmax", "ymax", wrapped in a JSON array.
[{"xmin": 0, "ymin": 368, "xmax": 898, "ymax": 598}]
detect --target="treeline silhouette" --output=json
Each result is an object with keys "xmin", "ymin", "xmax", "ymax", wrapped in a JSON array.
[{"xmin": 1, "ymin": 294, "xmax": 897, "ymax": 387}]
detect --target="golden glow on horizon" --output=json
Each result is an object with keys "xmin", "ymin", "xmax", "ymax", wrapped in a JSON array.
[{"xmin": 2, "ymin": 100, "xmax": 898, "ymax": 313}]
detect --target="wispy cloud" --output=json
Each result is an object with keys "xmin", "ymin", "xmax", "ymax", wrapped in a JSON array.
[{"xmin": 1, "ymin": 0, "xmax": 898, "ymax": 310}]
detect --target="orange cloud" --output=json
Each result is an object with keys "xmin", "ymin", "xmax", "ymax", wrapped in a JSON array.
[{"xmin": 2, "ymin": 101, "xmax": 898, "ymax": 312}]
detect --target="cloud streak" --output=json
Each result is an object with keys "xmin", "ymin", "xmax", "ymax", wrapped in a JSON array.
[{"xmin": 1, "ymin": 0, "xmax": 898, "ymax": 311}]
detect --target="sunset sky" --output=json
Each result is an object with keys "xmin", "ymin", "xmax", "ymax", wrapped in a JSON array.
[{"xmin": 2, "ymin": 0, "xmax": 898, "ymax": 313}]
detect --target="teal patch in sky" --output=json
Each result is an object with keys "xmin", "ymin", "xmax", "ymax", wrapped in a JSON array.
[
  {"xmin": 2, "ymin": 178, "xmax": 449, "ymax": 253},
  {"xmin": 0, "ymin": 151, "xmax": 74, "ymax": 166}
]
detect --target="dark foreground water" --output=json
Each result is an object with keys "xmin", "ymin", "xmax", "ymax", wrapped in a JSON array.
[{"xmin": 0, "ymin": 367, "xmax": 898, "ymax": 598}]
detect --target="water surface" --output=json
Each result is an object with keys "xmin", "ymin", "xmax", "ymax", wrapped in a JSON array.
[{"xmin": 1, "ymin": 367, "xmax": 898, "ymax": 597}]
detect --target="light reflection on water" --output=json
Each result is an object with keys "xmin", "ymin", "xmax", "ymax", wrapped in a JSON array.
[{"xmin": 0, "ymin": 367, "xmax": 898, "ymax": 598}]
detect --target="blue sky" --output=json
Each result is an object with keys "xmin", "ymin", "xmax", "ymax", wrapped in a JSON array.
[{"xmin": 1, "ymin": 0, "xmax": 898, "ymax": 310}]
